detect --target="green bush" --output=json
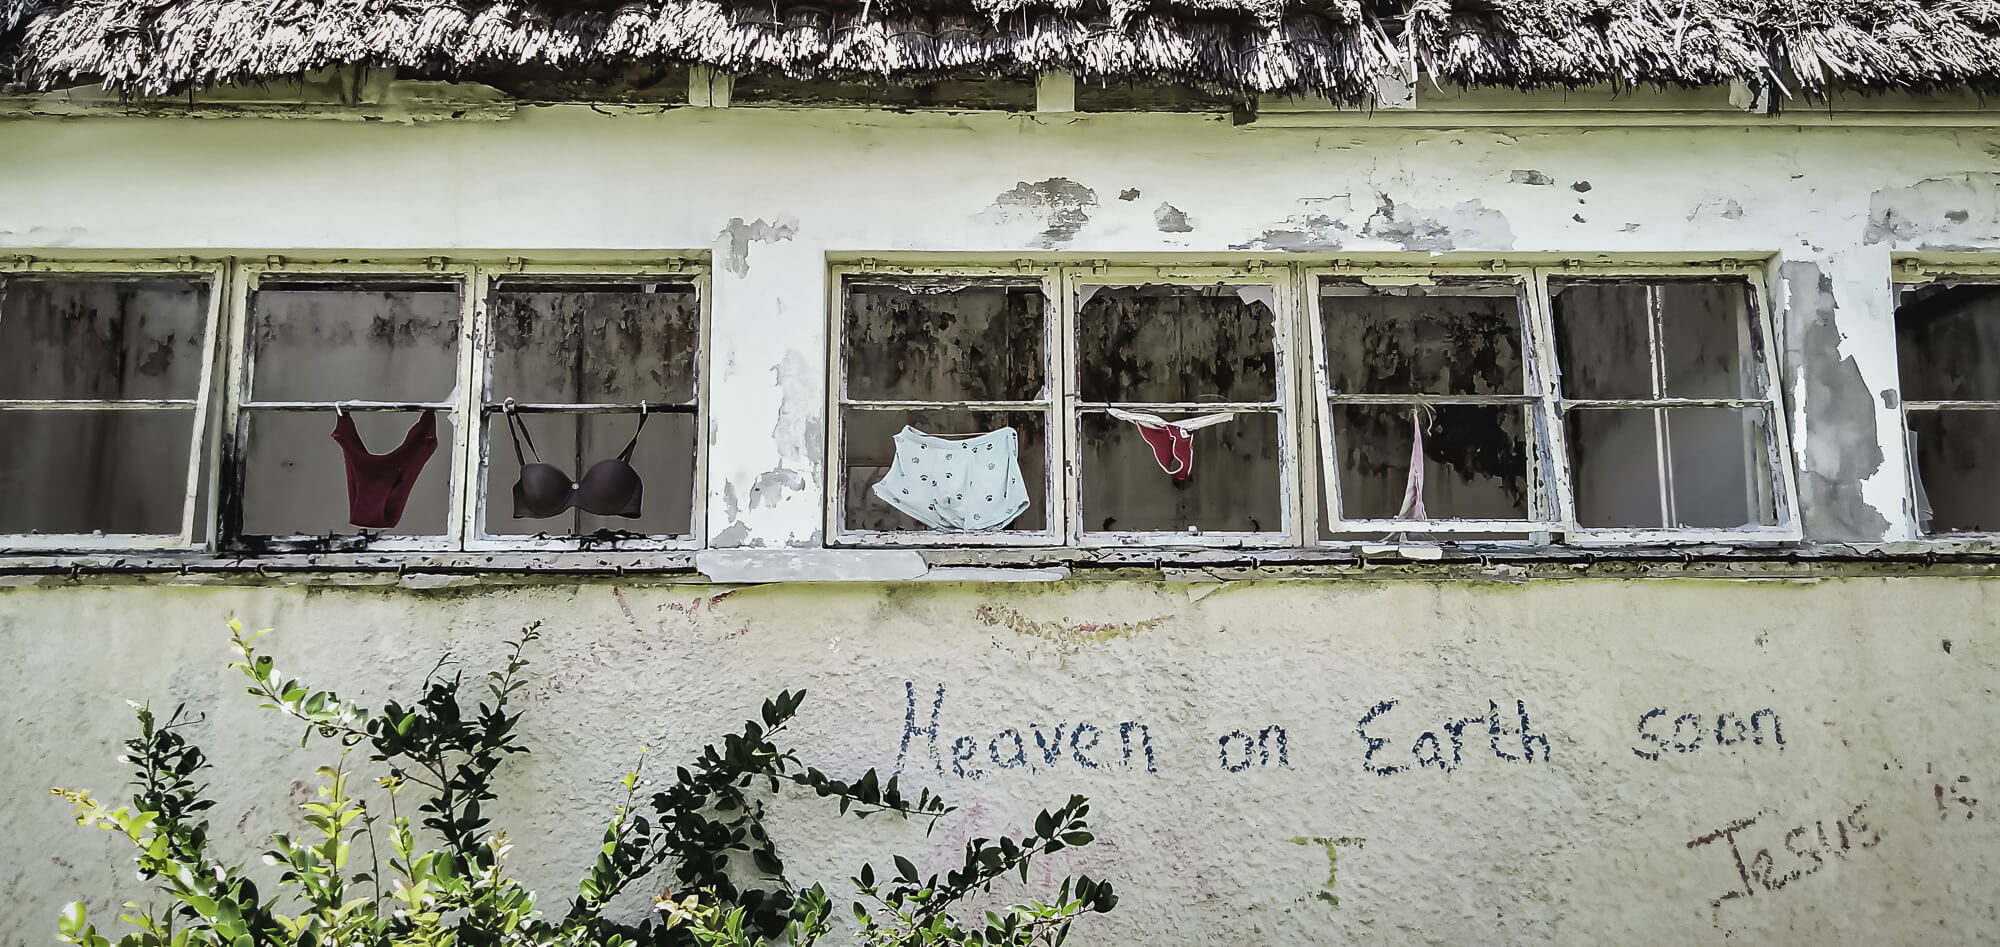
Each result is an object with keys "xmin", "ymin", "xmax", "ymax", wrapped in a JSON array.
[{"xmin": 54, "ymin": 621, "xmax": 1116, "ymax": 947}]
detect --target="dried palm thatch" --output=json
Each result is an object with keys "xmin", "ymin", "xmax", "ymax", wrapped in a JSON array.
[{"xmin": 4, "ymin": 0, "xmax": 2000, "ymax": 101}]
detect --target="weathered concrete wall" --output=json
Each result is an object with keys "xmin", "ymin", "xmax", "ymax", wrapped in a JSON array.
[
  {"xmin": 0, "ymin": 578, "xmax": 1996, "ymax": 943},
  {"xmin": 2, "ymin": 107, "xmax": 1995, "ymax": 542}
]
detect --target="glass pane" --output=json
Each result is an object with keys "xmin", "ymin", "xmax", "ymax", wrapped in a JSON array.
[
  {"xmin": 240, "ymin": 409, "xmax": 454, "ymax": 537},
  {"xmin": 844, "ymin": 283, "xmax": 1046, "ymax": 402},
  {"xmin": 1076, "ymin": 284, "xmax": 1278, "ymax": 403},
  {"xmin": 1330, "ymin": 404, "xmax": 1531, "ymax": 521},
  {"xmin": 1567, "ymin": 407, "xmax": 1775, "ymax": 529},
  {"xmin": 842, "ymin": 409, "xmax": 1047, "ymax": 533},
  {"xmin": 484, "ymin": 410, "xmax": 695, "ymax": 538},
  {"xmin": 249, "ymin": 283, "xmax": 460, "ymax": 403},
  {"xmin": 1320, "ymin": 281, "xmax": 1524, "ymax": 395},
  {"xmin": 1909, "ymin": 410, "xmax": 2000, "ymax": 534},
  {"xmin": 1897, "ymin": 282, "xmax": 2000, "ymax": 402},
  {"xmin": 0, "ymin": 409, "xmax": 192, "ymax": 535},
  {"xmin": 490, "ymin": 282, "xmax": 699, "ymax": 405},
  {"xmin": 1552, "ymin": 280, "xmax": 1759, "ymax": 400},
  {"xmin": 1079, "ymin": 410, "xmax": 1281, "ymax": 534},
  {"xmin": 0, "ymin": 277, "xmax": 210, "ymax": 400}
]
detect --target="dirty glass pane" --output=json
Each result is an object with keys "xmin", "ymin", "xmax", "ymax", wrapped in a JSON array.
[
  {"xmin": 248, "ymin": 283, "xmax": 460, "ymax": 403},
  {"xmin": 842, "ymin": 408, "xmax": 1047, "ymax": 533},
  {"xmin": 1078, "ymin": 410, "xmax": 1281, "ymax": 534},
  {"xmin": 1908, "ymin": 410, "xmax": 2000, "ymax": 534},
  {"xmin": 484, "ymin": 410, "xmax": 695, "ymax": 538},
  {"xmin": 1330, "ymin": 404, "xmax": 1531, "ymax": 521},
  {"xmin": 1552, "ymin": 280, "xmax": 1759, "ymax": 400},
  {"xmin": 0, "ymin": 277, "xmax": 210, "ymax": 400},
  {"xmin": 1076, "ymin": 284, "xmax": 1278, "ymax": 404},
  {"xmin": 0, "ymin": 409, "xmax": 193, "ymax": 534},
  {"xmin": 240, "ymin": 410, "xmax": 453, "ymax": 537},
  {"xmin": 489, "ymin": 282, "xmax": 700, "ymax": 405},
  {"xmin": 844, "ymin": 283, "xmax": 1046, "ymax": 402},
  {"xmin": 1320, "ymin": 282, "xmax": 1525, "ymax": 395},
  {"xmin": 1568, "ymin": 407, "xmax": 1775, "ymax": 529},
  {"xmin": 1896, "ymin": 282, "xmax": 2000, "ymax": 402}
]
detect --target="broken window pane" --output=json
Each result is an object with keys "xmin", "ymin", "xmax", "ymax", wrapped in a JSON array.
[
  {"xmin": 483, "ymin": 282, "xmax": 701, "ymax": 541},
  {"xmin": 239, "ymin": 410, "xmax": 455, "ymax": 538},
  {"xmin": 1907, "ymin": 409, "xmax": 2000, "ymax": 534},
  {"xmin": 1896, "ymin": 282, "xmax": 2000, "ymax": 403},
  {"xmin": 1552, "ymin": 280, "xmax": 1760, "ymax": 400},
  {"xmin": 0, "ymin": 277, "xmax": 211, "ymax": 400},
  {"xmin": 1567, "ymin": 407, "xmax": 1776, "ymax": 529},
  {"xmin": 0, "ymin": 410, "xmax": 194, "ymax": 535},
  {"xmin": 1330, "ymin": 404, "xmax": 1531, "ymax": 521},
  {"xmin": 844, "ymin": 283, "xmax": 1046, "ymax": 402},
  {"xmin": 1079, "ymin": 410, "xmax": 1281, "ymax": 534},
  {"xmin": 1321, "ymin": 281, "xmax": 1525, "ymax": 396},
  {"xmin": 490, "ymin": 282, "xmax": 699, "ymax": 405},
  {"xmin": 842, "ymin": 409, "xmax": 1048, "ymax": 533},
  {"xmin": 1076, "ymin": 284, "xmax": 1278, "ymax": 404},
  {"xmin": 248, "ymin": 282, "xmax": 459, "ymax": 403}
]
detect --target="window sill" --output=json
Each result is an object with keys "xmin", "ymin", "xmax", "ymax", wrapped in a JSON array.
[{"xmin": 3, "ymin": 542, "xmax": 2000, "ymax": 586}]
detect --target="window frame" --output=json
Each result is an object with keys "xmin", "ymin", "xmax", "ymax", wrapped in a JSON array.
[
  {"xmin": 223, "ymin": 260, "xmax": 477, "ymax": 553},
  {"xmin": 0, "ymin": 258, "xmax": 228, "ymax": 551},
  {"xmin": 1304, "ymin": 261, "xmax": 1799, "ymax": 546},
  {"xmin": 1890, "ymin": 259, "xmax": 2000, "ymax": 540},
  {"xmin": 825, "ymin": 263, "xmax": 1067, "ymax": 547},
  {"xmin": 1304, "ymin": 264, "xmax": 1560, "ymax": 540},
  {"xmin": 1065, "ymin": 264, "xmax": 1301, "ymax": 548},
  {"xmin": 463, "ymin": 263, "xmax": 710, "ymax": 552},
  {"xmin": 1533, "ymin": 263, "xmax": 1800, "ymax": 544}
]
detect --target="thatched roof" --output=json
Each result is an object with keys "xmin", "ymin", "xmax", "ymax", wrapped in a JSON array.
[{"xmin": 5, "ymin": 0, "xmax": 2000, "ymax": 102}]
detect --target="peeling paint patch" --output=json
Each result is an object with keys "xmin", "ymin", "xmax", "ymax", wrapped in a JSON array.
[
  {"xmin": 770, "ymin": 349, "xmax": 824, "ymax": 484},
  {"xmin": 1231, "ymin": 213, "xmax": 1348, "ymax": 252},
  {"xmin": 1361, "ymin": 194, "xmax": 1516, "ymax": 252},
  {"xmin": 1154, "ymin": 203, "xmax": 1195, "ymax": 233},
  {"xmin": 717, "ymin": 216, "xmax": 799, "ymax": 278},
  {"xmin": 1118, "ymin": 188, "xmax": 1141, "ymax": 201},
  {"xmin": 1509, "ymin": 170, "xmax": 1554, "ymax": 186},
  {"xmin": 978, "ymin": 178, "xmax": 1098, "ymax": 248},
  {"xmin": 1784, "ymin": 261, "xmax": 1889, "ymax": 541},
  {"xmin": 711, "ymin": 521, "xmax": 751, "ymax": 548},
  {"xmin": 1621, "ymin": 223, "xmax": 1642, "ymax": 232},
  {"xmin": 1687, "ymin": 198, "xmax": 1745, "ymax": 221},
  {"xmin": 973, "ymin": 603, "xmax": 1166, "ymax": 657},
  {"xmin": 749, "ymin": 468, "xmax": 806, "ymax": 509},
  {"xmin": 1864, "ymin": 172, "xmax": 2000, "ymax": 247},
  {"xmin": 1571, "ymin": 181, "xmax": 1594, "ymax": 193}
]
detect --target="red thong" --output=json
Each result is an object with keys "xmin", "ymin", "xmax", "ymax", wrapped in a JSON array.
[
  {"xmin": 331, "ymin": 409, "xmax": 439, "ymax": 529},
  {"xmin": 1134, "ymin": 425, "xmax": 1196, "ymax": 480}
]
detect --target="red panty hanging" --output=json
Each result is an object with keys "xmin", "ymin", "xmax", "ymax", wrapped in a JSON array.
[{"xmin": 1106, "ymin": 408, "xmax": 1237, "ymax": 481}]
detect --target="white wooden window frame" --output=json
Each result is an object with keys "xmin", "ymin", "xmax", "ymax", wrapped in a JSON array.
[
  {"xmin": 225, "ymin": 261, "xmax": 475, "ymax": 552},
  {"xmin": 463, "ymin": 263, "xmax": 709, "ymax": 552},
  {"xmin": 1305, "ymin": 265, "xmax": 1559, "ymax": 540},
  {"xmin": 1067, "ymin": 265, "xmax": 1300, "ymax": 548},
  {"xmin": 826, "ymin": 263, "xmax": 1067, "ymax": 547},
  {"xmin": 1534, "ymin": 263, "xmax": 1801, "ymax": 544},
  {"xmin": 1889, "ymin": 259, "xmax": 2000, "ymax": 540},
  {"xmin": 0, "ymin": 258, "xmax": 228, "ymax": 551}
]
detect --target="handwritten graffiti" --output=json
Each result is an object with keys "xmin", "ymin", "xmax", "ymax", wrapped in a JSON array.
[
  {"xmin": 1633, "ymin": 708, "xmax": 1783, "ymax": 761},
  {"xmin": 894, "ymin": 683, "xmax": 1158, "ymax": 779},
  {"xmin": 1218, "ymin": 727, "xmax": 1290, "ymax": 772},
  {"xmin": 1291, "ymin": 836, "xmax": 1365, "ymax": 908},
  {"xmin": 1688, "ymin": 802, "xmax": 1880, "ymax": 918},
  {"xmin": 1356, "ymin": 699, "xmax": 1550, "ymax": 776}
]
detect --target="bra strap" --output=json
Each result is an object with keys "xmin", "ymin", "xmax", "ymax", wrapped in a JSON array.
[
  {"xmin": 504, "ymin": 408, "xmax": 542, "ymax": 465},
  {"xmin": 617, "ymin": 410, "xmax": 650, "ymax": 462}
]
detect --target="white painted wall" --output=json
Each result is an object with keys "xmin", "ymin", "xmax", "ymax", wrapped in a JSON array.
[{"xmin": 2, "ymin": 104, "xmax": 1999, "ymax": 943}]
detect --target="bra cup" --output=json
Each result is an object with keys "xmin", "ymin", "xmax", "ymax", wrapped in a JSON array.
[
  {"xmin": 514, "ymin": 462, "xmax": 577, "ymax": 519},
  {"xmin": 575, "ymin": 459, "xmax": 643, "ymax": 517}
]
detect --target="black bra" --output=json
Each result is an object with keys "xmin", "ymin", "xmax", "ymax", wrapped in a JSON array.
[{"xmin": 503, "ymin": 405, "xmax": 647, "ymax": 519}]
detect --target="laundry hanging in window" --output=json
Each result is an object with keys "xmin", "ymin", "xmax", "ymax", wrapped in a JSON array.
[
  {"xmin": 331, "ymin": 407, "xmax": 438, "ymax": 529},
  {"xmin": 1106, "ymin": 408, "xmax": 1236, "ymax": 481},
  {"xmin": 871, "ymin": 426, "xmax": 1029, "ymax": 531},
  {"xmin": 503, "ymin": 401, "xmax": 648, "ymax": 519}
]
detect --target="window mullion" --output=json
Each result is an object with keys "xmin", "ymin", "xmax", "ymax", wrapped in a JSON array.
[
  {"xmin": 1526, "ymin": 268, "xmax": 1577, "ymax": 535},
  {"xmin": 179, "ymin": 263, "xmax": 229, "ymax": 548},
  {"xmin": 451, "ymin": 265, "xmax": 487, "ymax": 551},
  {"xmin": 219, "ymin": 261, "xmax": 255, "ymax": 545},
  {"xmin": 1055, "ymin": 267, "xmax": 1081, "ymax": 545}
]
